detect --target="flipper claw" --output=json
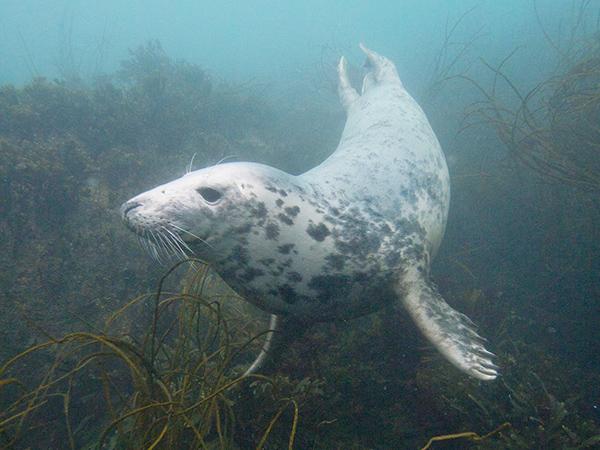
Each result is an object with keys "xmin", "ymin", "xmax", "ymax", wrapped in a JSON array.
[
  {"xmin": 474, "ymin": 346, "xmax": 496, "ymax": 358},
  {"xmin": 397, "ymin": 269, "xmax": 498, "ymax": 381}
]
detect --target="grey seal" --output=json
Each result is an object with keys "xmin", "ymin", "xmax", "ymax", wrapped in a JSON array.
[{"xmin": 121, "ymin": 45, "xmax": 498, "ymax": 381}]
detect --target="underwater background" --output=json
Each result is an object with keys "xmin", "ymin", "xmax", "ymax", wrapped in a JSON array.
[{"xmin": 0, "ymin": 0, "xmax": 599, "ymax": 448}]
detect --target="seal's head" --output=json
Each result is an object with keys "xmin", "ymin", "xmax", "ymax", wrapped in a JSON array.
[{"xmin": 122, "ymin": 162, "xmax": 305, "ymax": 262}]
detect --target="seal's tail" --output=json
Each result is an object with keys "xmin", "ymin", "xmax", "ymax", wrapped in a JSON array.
[
  {"xmin": 337, "ymin": 44, "xmax": 403, "ymax": 111},
  {"xmin": 396, "ymin": 267, "xmax": 499, "ymax": 381}
]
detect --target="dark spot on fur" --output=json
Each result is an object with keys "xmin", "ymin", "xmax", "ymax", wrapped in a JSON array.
[
  {"xmin": 278, "ymin": 243, "xmax": 294, "ymax": 254},
  {"xmin": 395, "ymin": 217, "xmax": 425, "ymax": 238},
  {"xmin": 276, "ymin": 199, "xmax": 284, "ymax": 207},
  {"xmin": 385, "ymin": 252, "xmax": 402, "ymax": 267},
  {"xmin": 231, "ymin": 245, "xmax": 249, "ymax": 265},
  {"xmin": 265, "ymin": 222, "xmax": 280, "ymax": 240},
  {"xmin": 325, "ymin": 254, "xmax": 346, "ymax": 270},
  {"xmin": 306, "ymin": 223, "xmax": 331, "ymax": 241},
  {"xmin": 293, "ymin": 184, "xmax": 305, "ymax": 194},
  {"xmin": 286, "ymin": 271, "xmax": 303, "ymax": 282},
  {"xmin": 278, "ymin": 189, "xmax": 288, "ymax": 197},
  {"xmin": 334, "ymin": 239, "xmax": 353, "ymax": 254},
  {"xmin": 265, "ymin": 185, "xmax": 278, "ymax": 193},
  {"xmin": 277, "ymin": 213, "xmax": 293, "ymax": 225},
  {"xmin": 281, "ymin": 258, "xmax": 293, "ymax": 268},
  {"xmin": 233, "ymin": 223, "xmax": 252, "ymax": 234},
  {"xmin": 251, "ymin": 202, "xmax": 268, "ymax": 219},
  {"xmin": 403, "ymin": 243, "xmax": 425, "ymax": 261},
  {"xmin": 284, "ymin": 206, "xmax": 300, "ymax": 217},
  {"xmin": 278, "ymin": 284, "xmax": 299, "ymax": 304},
  {"xmin": 240, "ymin": 267, "xmax": 264, "ymax": 282},
  {"xmin": 259, "ymin": 257, "xmax": 275, "ymax": 267},
  {"xmin": 365, "ymin": 234, "xmax": 381, "ymax": 253}
]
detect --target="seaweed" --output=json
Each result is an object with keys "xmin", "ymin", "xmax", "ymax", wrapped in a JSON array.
[
  {"xmin": 459, "ymin": 2, "xmax": 600, "ymax": 191},
  {"xmin": 0, "ymin": 259, "xmax": 298, "ymax": 449},
  {"xmin": 420, "ymin": 422, "xmax": 511, "ymax": 450},
  {"xmin": 426, "ymin": 5, "xmax": 484, "ymax": 99}
]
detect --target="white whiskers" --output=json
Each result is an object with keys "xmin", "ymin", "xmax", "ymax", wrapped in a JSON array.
[
  {"xmin": 215, "ymin": 154, "xmax": 238, "ymax": 165},
  {"xmin": 186, "ymin": 153, "xmax": 197, "ymax": 174},
  {"xmin": 136, "ymin": 223, "xmax": 208, "ymax": 264},
  {"xmin": 170, "ymin": 223, "xmax": 213, "ymax": 249}
]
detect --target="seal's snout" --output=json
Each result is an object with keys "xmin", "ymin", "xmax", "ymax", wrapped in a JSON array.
[{"xmin": 120, "ymin": 201, "xmax": 142, "ymax": 220}]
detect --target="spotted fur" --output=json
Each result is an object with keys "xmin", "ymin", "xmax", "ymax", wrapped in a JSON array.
[{"xmin": 121, "ymin": 45, "xmax": 498, "ymax": 381}]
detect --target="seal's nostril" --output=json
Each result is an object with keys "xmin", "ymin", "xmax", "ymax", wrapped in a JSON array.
[{"xmin": 122, "ymin": 202, "xmax": 142, "ymax": 218}]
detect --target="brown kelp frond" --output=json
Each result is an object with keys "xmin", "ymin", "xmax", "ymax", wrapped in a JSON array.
[
  {"xmin": 460, "ymin": 28, "xmax": 600, "ymax": 191},
  {"xmin": 426, "ymin": 5, "xmax": 485, "ymax": 98},
  {"xmin": 255, "ymin": 398, "xmax": 299, "ymax": 450},
  {"xmin": 420, "ymin": 422, "xmax": 511, "ymax": 450},
  {"xmin": 0, "ymin": 259, "xmax": 298, "ymax": 449}
]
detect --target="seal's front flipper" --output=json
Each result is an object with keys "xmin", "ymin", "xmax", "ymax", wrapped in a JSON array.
[
  {"xmin": 396, "ymin": 268, "xmax": 498, "ymax": 381},
  {"xmin": 242, "ymin": 315, "xmax": 309, "ymax": 376},
  {"xmin": 243, "ymin": 314, "xmax": 279, "ymax": 377}
]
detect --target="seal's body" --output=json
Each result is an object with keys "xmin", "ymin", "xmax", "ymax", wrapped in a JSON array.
[{"xmin": 121, "ymin": 46, "xmax": 498, "ymax": 381}]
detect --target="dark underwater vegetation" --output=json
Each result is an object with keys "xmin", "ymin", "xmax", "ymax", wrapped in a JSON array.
[{"xmin": 1, "ymin": 2, "xmax": 600, "ymax": 449}]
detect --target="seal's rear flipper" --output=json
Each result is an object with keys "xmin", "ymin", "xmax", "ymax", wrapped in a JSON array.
[
  {"xmin": 396, "ymin": 268, "xmax": 499, "ymax": 381},
  {"xmin": 337, "ymin": 56, "xmax": 359, "ymax": 112},
  {"xmin": 359, "ymin": 43, "xmax": 402, "ymax": 92},
  {"xmin": 337, "ymin": 44, "xmax": 404, "ymax": 112}
]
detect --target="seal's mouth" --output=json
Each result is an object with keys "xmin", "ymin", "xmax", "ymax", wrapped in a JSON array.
[
  {"xmin": 121, "ymin": 200, "xmax": 212, "ymax": 264},
  {"xmin": 121, "ymin": 202, "xmax": 142, "ymax": 218}
]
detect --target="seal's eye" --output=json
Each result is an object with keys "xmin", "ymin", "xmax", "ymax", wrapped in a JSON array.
[{"xmin": 197, "ymin": 187, "xmax": 222, "ymax": 203}]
